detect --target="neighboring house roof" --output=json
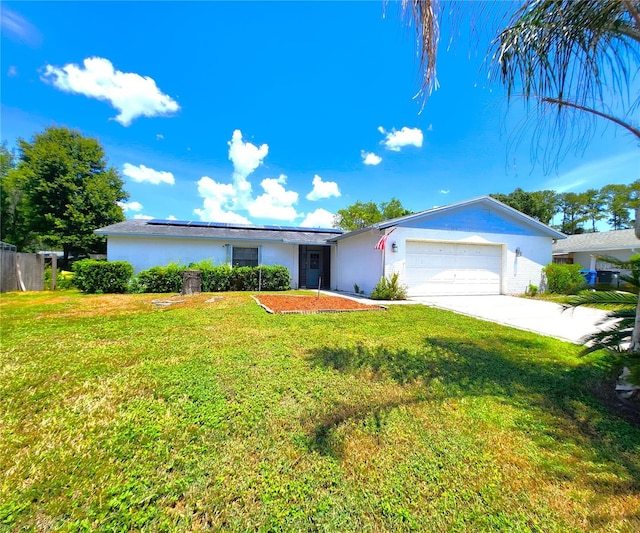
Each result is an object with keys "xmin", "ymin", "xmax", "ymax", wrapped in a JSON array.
[
  {"xmin": 95, "ymin": 219, "xmax": 342, "ymax": 246},
  {"xmin": 329, "ymin": 196, "xmax": 566, "ymax": 242},
  {"xmin": 552, "ymin": 229, "xmax": 640, "ymax": 254}
]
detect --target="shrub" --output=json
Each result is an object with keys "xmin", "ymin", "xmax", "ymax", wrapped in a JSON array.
[
  {"xmin": 130, "ymin": 263, "xmax": 185, "ymax": 293},
  {"xmin": 73, "ymin": 259, "xmax": 133, "ymax": 294},
  {"xmin": 542, "ymin": 263, "xmax": 585, "ymax": 294},
  {"xmin": 131, "ymin": 261, "xmax": 291, "ymax": 293},
  {"xmin": 370, "ymin": 272, "xmax": 407, "ymax": 300},
  {"xmin": 258, "ymin": 265, "xmax": 290, "ymax": 291},
  {"xmin": 526, "ymin": 284, "xmax": 538, "ymax": 297},
  {"xmin": 201, "ymin": 265, "xmax": 233, "ymax": 292},
  {"xmin": 229, "ymin": 266, "xmax": 258, "ymax": 291}
]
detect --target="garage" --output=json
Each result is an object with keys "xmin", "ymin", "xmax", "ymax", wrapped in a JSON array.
[{"xmin": 405, "ymin": 241, "xmax": 502, "ymax": 296}]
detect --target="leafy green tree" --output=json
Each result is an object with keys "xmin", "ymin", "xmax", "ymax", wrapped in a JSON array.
[
  {"xmin": 380, "ymin": 198, "xmax": 412, "ymax": 221},
  {"xmin": 557, "ymin": 192, "xmax": 587, "ymax": 235},
  {"xmin": 601, "ymin": 183, "xmax": 634, "ymax": 230},
  {"xmin": 580, "ymin": 188, "xmax": 606, "ymax": 232},
  {"xmin": 334, "ymin": 198, "xmax": 411, "ymax": 230},
  {"xmin": 12, "ymin": 126, "xmax": 128, "ymax": 259},
  {"xmin": 491, "ymin": 188, "xmax": 559, "ymax": 224},
  {"xmin": 0, "ymin": 144, "xmax": 34, "ymax": 249}
]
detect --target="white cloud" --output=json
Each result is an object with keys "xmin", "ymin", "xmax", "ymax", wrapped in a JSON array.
[
  {"xmin": 301, "ymin": 209, "xmax": 335, "ymax": 228},
  {"xmin": 167, "ymin": 215, "xmax": 177, "ymax": 220},
  {"xmin": 156, "ymin": 133, "xmax": 164, "ymax": 140},
  {"xmin": 41, "ymin": 57, "xmax": 180, "ymax": 126},
  {"xmin": 379, "ymin": 126, "xmax": 423, "ymax": 151},
  {"xmin": 193, "ymin": 198, "xmax": 252, "ymax": 224},
  {"xmin": 1, "ymin": 7, "xmax": 41, "ymax": 46},
  {"xmin": 193, "ymin": 176, "xmax": 252, "ymax": 224},
  {"xmin": 123, "ymin": 163, "xmax": 175, "ymax": 185},
  {"xmin": 440, "ymin": 189, "xmax": 450, "ymax": 194},
  {"xmin": 248, "ymin": 175, "xmax": 300, "ymax": 220},
  {"xmin": 228, "ymin": 129, "xmax": 268, "ymax": 205},
  {"xmin": 306, "ymin": 174, "xmax": 340, "ymax": 201},
  {"xmin": 118, "ymin": 200, "xmax": 143, "ymax": 212},
  {"xmin": 196, "ymin": 130, "xmax": 287, "ymax": 222},
  {"xmin": 361, "ymin": 151, "xmax": 382, "ymax": 166},
  {"xmin": 7, "ymin": 66, "xmax": 18, "ymax": 77},
  {"xmin": 196, "ymin": 176, "xmax": 236, "ymax": 203},
  {"xmin": 133, "ymin": 214, "xmax": 154, "ymax": 220}
]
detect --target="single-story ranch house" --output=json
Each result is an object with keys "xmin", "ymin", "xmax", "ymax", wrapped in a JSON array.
[
  {"xmin": 96, "ymin": 196, "xmax": 566, "ymax": 297},
  {"xmin": 552, "ymin": 228, "xmax": 639, "ymax": 270}
]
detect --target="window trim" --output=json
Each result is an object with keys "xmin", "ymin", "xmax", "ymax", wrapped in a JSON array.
[{"xmin": 231, "ymin": 245, "xmax": 260, "ymax": 267}]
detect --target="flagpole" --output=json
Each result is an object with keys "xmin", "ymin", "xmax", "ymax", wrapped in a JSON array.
[{"xmin": 381, "ymin": 236, "xmax": 385, "ymax": 280}]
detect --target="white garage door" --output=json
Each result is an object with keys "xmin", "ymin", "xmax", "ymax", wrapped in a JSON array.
[{"xmin": 405, "ymin": 241, "xmax": 502, "ymax": 296}]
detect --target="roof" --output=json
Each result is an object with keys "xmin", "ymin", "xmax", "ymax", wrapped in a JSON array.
[
  {"xmin": 552, "ymin": 229, "xmax": 640, "ymax": 254},
  {"xmin": 95, "ymin": 219, "xmax": 342, "ymax": 246},
  {"xmin": 329, "ymin": 196, "xmax": 566, "ymax": 242}
]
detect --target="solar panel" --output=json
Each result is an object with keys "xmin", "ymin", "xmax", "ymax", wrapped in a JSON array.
[{"xmin": 145, "ymin": 218, "xmax": 342, "ymax": 233}]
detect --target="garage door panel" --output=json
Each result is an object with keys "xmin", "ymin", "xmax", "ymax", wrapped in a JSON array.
[{"xmin": 406, "ymin": 241, "xmax": 502, "ymax": 296}]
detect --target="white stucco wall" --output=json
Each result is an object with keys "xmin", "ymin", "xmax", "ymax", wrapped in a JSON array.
[
  {"xmin": 107, "ymin": 236, "xmax": 300, "ymax": 287},
  {"xmin": 335, "ymin": 228, "xmax": 553, "ymax": 296},
  {"xmin": 332, "ymin": 230, "xmax": 384, "ymax": 294},
  {"xmin": 571, "ymin": 249, "xmax": 635, "ymax": 271}
]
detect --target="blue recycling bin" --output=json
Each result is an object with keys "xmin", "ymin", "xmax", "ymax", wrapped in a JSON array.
[{"xmin": 580, "ymin": 269, "xmax": 596, "ymax": 285}]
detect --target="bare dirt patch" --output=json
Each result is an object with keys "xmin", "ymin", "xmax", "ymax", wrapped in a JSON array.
[{"xmin": 254, "ymin": 294, "xmax": 385, "ymax": 315}]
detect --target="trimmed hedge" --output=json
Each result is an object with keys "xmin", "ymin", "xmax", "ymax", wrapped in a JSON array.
[
  {"xmin": 73, "ymin": 259, "xmax": 133, "ymax": 294},
  {"xmin": 130, "ymin": 261, "xmax": 291, "ymax": 293},
  {"xmin": 542, "ymin": 263, "xmax": 585, "ymax": 294},
  {"xmin": 129, "ymin": 263, "xmax": 185, "ymax": 293}
]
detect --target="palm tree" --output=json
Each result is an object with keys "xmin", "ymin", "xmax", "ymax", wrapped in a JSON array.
[
  {"xmin": 404, "ymin": 0, "xmax": 640, "ymax": 139},
  {"xmin": 565, "ymin": 255, "xmax": 640, "ymax": 389}
]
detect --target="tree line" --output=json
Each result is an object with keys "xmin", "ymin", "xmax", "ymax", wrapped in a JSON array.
[{"xmin": 491, "ymin": 183, "xmax": 639, "ymax": 234}]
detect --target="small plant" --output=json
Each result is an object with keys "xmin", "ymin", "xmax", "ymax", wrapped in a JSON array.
[
  {"xmin": 370, "ymin": 272, "xmax": 407, "ymax": 300},
  {"xmin": 526, "ymin": 284, "xmax": 538, "ymax": 297}
]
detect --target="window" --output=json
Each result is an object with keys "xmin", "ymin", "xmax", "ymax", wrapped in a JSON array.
[{"xmin": 232, "ymin": 246, "xmax": 259, "ymax": 267}]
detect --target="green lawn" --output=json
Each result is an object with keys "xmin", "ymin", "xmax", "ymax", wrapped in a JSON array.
[{"xmin": 1, "ymin": 291, "xmax": 639, "ymax": 532}]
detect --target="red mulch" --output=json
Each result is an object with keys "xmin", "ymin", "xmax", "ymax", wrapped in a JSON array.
[{"xmin": 254, "ymin": 294, "xmax": 385, "ymax": 315}]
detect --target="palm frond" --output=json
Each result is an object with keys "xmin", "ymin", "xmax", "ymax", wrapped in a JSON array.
[
  {"xmin": 564, "ymin": 290, "xmax": 637, "ymax": 308},
  {"xmin": 489, "ymin": 0, "xmax": 640, "ymax": 160},
  {"xmin": 402, "ymin": 0, "xmax": 440, "ymax": 98},
  {"xmin": 581, "ymin": 323, "xmax": 634, "ymax": 354},
  {"xmin": 491, "ymin": 0, "xmax": 640, "ymax": 105},
  {"xmin": 596, "ymin": 254, "xmax": 635, "ymax": 269}
]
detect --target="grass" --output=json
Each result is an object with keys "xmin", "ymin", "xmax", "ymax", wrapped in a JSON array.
[{"xmin": 1, "ymin": 290, "xmax": 639, "ymax": 532}]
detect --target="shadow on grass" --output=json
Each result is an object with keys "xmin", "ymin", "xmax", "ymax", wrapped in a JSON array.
[
  {"xmin": 306, "ymin": 397, "xmax": 424, "ymax": 458},
  {"xmin": 305, "ymin": 335, "xmax": 640, "ymax": 493}
]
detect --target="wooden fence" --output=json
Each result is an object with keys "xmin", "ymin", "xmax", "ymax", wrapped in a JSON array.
[{"xmin": 0, "ymin": 243, "xmax": 45, "ymax": 292}]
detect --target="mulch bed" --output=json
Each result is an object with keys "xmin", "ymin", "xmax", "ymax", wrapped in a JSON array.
[{"xmin": 253, "ymin": 294, "xmax": 386, "ymax": 315}]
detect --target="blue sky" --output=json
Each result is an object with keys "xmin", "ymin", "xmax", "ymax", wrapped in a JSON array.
[{"xmin": 2, "ymin": 1, "xmax": 638, "ymax": 228}]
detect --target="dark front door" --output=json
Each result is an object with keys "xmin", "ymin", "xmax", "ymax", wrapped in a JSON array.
[{"xmin": 307, "ymin": 251, "xmax": 321, "ymax": 288}]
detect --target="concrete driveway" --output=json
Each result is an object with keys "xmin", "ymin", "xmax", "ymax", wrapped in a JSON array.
[{"xmin": 409, "ymin": 294, "xmax": 615, "ymax": 344}]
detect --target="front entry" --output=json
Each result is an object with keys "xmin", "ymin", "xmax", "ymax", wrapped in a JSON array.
[
  {"xmin": 307, "ymin": 251, "xmax": 321, "ymax": 288},
  {"xmin": 298, "ymin": 245, "xmax": 331, "ymax": 289}
]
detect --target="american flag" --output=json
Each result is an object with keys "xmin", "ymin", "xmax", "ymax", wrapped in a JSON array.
[{"xmin": 374, "ymin": 228, "xmax": 395, "ymax": 250}]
